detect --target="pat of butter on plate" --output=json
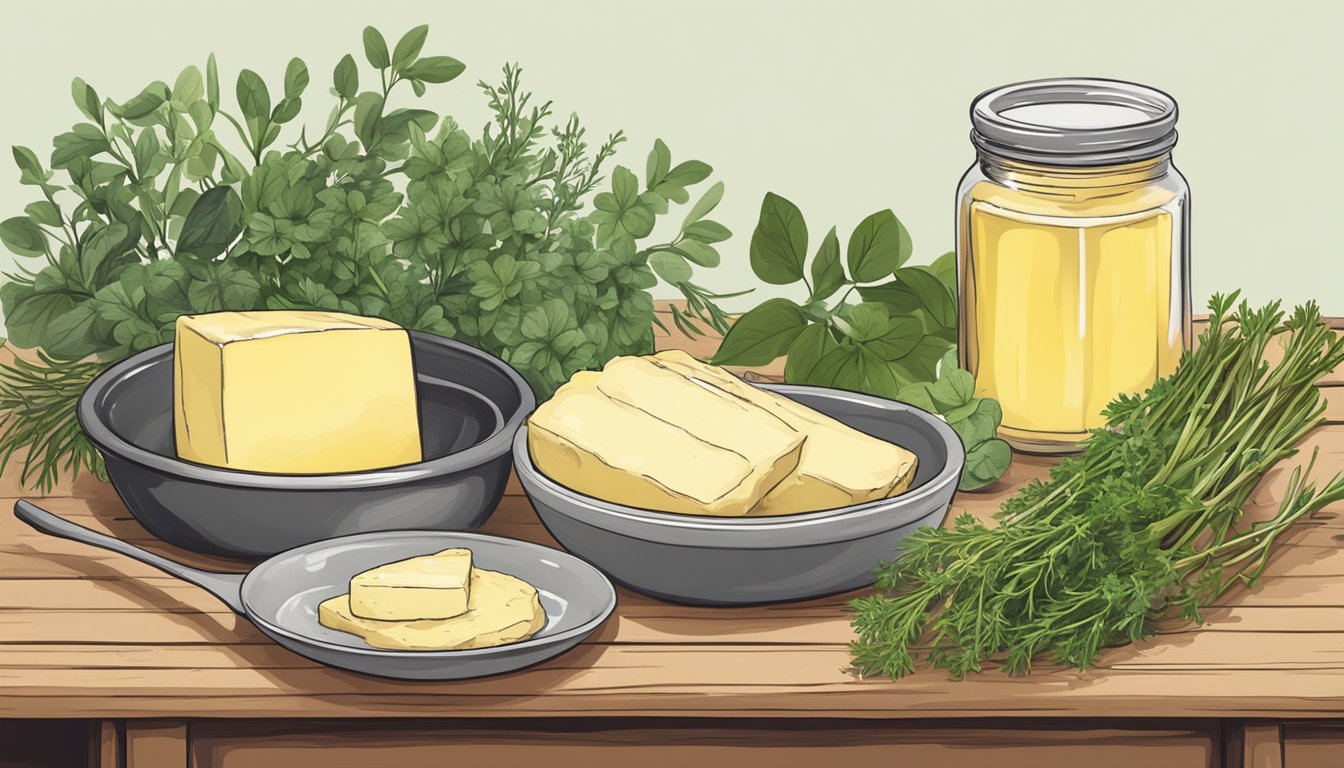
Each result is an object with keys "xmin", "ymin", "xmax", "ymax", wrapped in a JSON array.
[{"xmin": 349, "ymin": 548, "xmax": 473, "ymax": 621}]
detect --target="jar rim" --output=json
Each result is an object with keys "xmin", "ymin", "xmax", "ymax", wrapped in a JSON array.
[{"xmin": 970, "ymin": 78, "xmax": 1179, "ymax": 167}]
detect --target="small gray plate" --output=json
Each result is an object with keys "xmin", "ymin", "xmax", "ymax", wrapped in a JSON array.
[{"xmin": 15, "ymin": 501, "xmax": 617, "ymax": 681}]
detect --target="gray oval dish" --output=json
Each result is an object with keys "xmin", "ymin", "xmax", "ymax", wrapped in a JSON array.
[
  {"xmin": 514, "ymin": 383, "xmax": 965, "ymax": 605},
  {"xmin": 78, "ymin": 332, "xmax": 536, "ymax": 560},
  {"xmin": 15, "ymin": 501, "xmax": 616, "ymax": 681}
]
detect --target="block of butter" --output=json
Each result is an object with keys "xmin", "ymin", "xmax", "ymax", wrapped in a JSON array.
[
  {"xmin": 319, "ymin": 567, "xmax": 545, "ymax": 651},
  {"xmin": 349, "ymin": 548, "xmax": 473, "ymax": 621},
  {"xmin": 528, "ymin": 374, "xmax": 792, "ymax": 517},
  {"xmin": 173, "ymin": 310, "xmax": 422, "ymax": 474},
  {"xmin": 652, "ymin": 350, "xmax": 919, "ymax": 514},
  {"xmin": 594, "ymin": 355, "xmax": 804, "ymax": 504}
]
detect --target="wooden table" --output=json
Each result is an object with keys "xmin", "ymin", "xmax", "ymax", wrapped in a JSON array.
[{"xmin": 1, "ymin": 317, "xmax": 1342, "ymax": 768}]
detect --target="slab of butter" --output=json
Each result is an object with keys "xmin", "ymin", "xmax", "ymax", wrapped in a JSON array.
[
  {"xmin": 594, "ymin": 355, "xmax": 804, "ymax": 507},
  {"xmin": 528, "ymin": 376, "xmax": 771, "ymax": 517},
  {"xmin": 652, "ymin": 350, "xmax": 919, "ymax": 514},
  {"xmin": 173, "ymin": 310, "xmax": 422, "ymax": 474},
  {"xmin": 349, "ymin": 548, "xmax": 472, "ymax": 621},
  {"xmin": 319, "ymin": 568, "xmax": 545, "ymax": 651}
]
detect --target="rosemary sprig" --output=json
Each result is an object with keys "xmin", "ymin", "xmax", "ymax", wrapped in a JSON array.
[
  {"xmin": 850, "ymin": 294, "xmax": 1344, "ymax": 679},
  {"xmin": 0, "ymin": 351, "xmax": 109, "ymax": 492}
]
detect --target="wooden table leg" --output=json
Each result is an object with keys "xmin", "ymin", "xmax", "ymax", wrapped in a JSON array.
[
  {"xmin": 123, "ymin": 720, "xmax": 189, "ymax": 768},
  {"xmin": 90, "ymin": 721, "xmax": 120, "ymax": 768},
  {"xmin": 1240, "ymin": 722, "xmax": 1284, "ymax": 768}
]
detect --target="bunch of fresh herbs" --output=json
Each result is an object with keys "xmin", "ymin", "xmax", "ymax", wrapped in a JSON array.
[
  {"xmin": 850, "ymin": 294, "xmax": 1344, "ymax": 679},
  {"xmin": 710, "ymin": 192, "xmax": 1010, "ymax": 490},
  {"xmin": 0, "ymin": 25, "xmax": 731, "ymax": 490}
]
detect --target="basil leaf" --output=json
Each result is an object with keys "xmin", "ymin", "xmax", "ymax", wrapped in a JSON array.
[
  {"xmin": 235, "ymin": 69, "xmax": 271, "ymax": 123},
  {"xmin": 172, "ymin": 66, "xmax": 204, "ymax": 105},
  {"xmin": 333, "ymin": 54, "xmax": 359, "ymax": 99},
  {"xmin": 924, "ymin": 251, "xmax": 958, "ymax": 295},
  {"xmin": 283, "ymin": 58, "xmax": 309, "ymax": 100},
  {"xmin": 711, "ymin": 298, "xmax": 806, "ymax": 366},
  {"xmin": 177, "ymin": 186, "xmax": 242, "ymax": 260},
  {"xmin": 24, "ymin": 201, "xmax": 60, "ymax": 228},
  {"xmin": 50, "ymin": 129, "xmax": 108, "ymax": 169},
  {"xmin": 71, "ymin": 77, "xmax": 101, "ymax": 122},
  {"xmin": 12, "ymin": 146, "xmax": 43, "ymax": 182},
  {"xmin": 682, "ymin": 180, "xmax": 723, "ymax": 228},
  {"xmin": 0, "ymin": 217, "xmax": 45, "ymax": 257},
  {"xmin": 114, "ymin": 82, "xmax": 170, "ymax": 120},
  {"xmin": 661, "ymin": 160, "xmax": 711, "ymax": 188},
  {"xmin": 683, "ymin": 220, "xmax": 731, "ymax": 244},
  {"xmin": 0, "ymin": 278, "xmax": 84, "ymax": 352},
  {"xmin": 206, "ymin": 54, "xmax": 220, "ymax": 110},
  {"xmin": 784, "ymin": 322, "xmax": 837, "ymax": 382},
  {"xmin": 353, "ymin": 93, "xmax": 385, "ymax": 150},
  {"xmin": 649, "ymin": 251, "xmax": 692, "ymax": 285},
  {"xmin": 750, "ymin": 192, "xmax": 807, "ymax": 285},
  {"xmin": 646, "ymin": 139, "xmax": 671, "ymax": 190},
  {"xmin": 363, "ymin": 26, "xmax": 391, "ymax": 68},
  {"xmin": 403, "ymin": 56, "xmax": 465, "ymax": 84},
  {"xmin": 895, "ymin": 266, "xmax": 957, "ymax": 328},
  {"xmin": 392, "ymin": 25, "xmax": 429, "ymax": 71},
  {"xmin": 847, "ymin": 209, "xmax": 911, "ymax": 283},
  {"xmin": 809, "ymin": 226, "xmax": 845, "ymax": 300}
]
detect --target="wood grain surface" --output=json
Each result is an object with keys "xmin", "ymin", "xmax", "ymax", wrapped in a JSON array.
[{"xmin": 0, "ymin": 316, "xmax": 1340, "ymax": 721}]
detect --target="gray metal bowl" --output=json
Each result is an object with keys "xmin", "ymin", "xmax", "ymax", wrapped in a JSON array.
[
  {"xmin": 513, "ymin": 383, "xmax": 964, "ymax": 605},
  {"xmin": 78, "ymin": 333, "xmax": 535, "ymax": 561}
]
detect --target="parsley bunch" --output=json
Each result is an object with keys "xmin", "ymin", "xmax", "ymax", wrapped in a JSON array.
[
  {"xmin": 0, "ymin": 25, "xmax": 731, "ymax": 490},
  {"xmin": 851, "ymin": 294, "xmax": 1344, "ymax": 679}
]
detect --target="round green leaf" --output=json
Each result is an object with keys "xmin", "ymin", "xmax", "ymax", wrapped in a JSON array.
[
  {"xmin": 711, "ymin": 298, "xmax": 807, "ymax": 366},
  {"xmin": 961, "ymin": 438, "xmax": 1011, "ymax": 490}
]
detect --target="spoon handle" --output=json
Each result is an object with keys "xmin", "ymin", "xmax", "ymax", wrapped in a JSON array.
[{"xmin": 14, "ymin": 499, "xmax": 246, "ymax": 614}]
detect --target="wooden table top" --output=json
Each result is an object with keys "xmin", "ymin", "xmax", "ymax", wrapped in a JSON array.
[{"xmin": 0, "ymin": 316, "xmax": 1341, "ymax": 720}]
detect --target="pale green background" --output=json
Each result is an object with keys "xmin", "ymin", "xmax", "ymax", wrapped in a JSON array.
[{"xmin": 0, "ymin": 0, "xmax": 1339, "ymax": 320}]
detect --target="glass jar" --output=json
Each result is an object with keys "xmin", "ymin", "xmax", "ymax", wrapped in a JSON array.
[{"xmin": 957, "ymin": 78, "xmax": 1191, "ymax": 454}]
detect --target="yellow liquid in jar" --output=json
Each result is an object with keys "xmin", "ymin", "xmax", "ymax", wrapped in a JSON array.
[{"xmin": 960, "ymin": 175, "xmax": 1186, "ymax": 452}]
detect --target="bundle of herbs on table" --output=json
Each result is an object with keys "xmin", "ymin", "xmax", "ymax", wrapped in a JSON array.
[{"xmin": 851, "ymin": 294, "xmax": 1344, "ymax": 679}]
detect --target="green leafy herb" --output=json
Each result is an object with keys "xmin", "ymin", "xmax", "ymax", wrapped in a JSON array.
[
  {"xmin": 850, "ymin": 295, "xmax": 1344, "ymax": 679},
  {"xmin": 713, "ymin": 192, "xmax": 1008, "ymax": 490},
  {"xmin": 0, "ymin": 25, "xmax": 731, "ymax": 490}
]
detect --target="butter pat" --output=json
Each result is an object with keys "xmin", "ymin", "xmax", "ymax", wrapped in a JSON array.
[
  {"xmin": 528, "ymin": 377, "xmax": 771, "ymax": 516},
  {"xmin": 349, "ymin": 548, "xmax": 472, "ymax": 621},
  {"xmin": 320, "ymin": 567, "xmax": 545, "ymax": 651},
  {"xmin": 173, "ymin": 310, "xmax": 422, "ymax": 474},
  {"xmin": 652, "ymin": 351, "xmax": 919, "ymax": 514}
]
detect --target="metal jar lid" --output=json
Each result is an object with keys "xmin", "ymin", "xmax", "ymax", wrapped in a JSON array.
[{"xmin": 970, "ymin": 78, "xmax": 1179, "ymax": 166}]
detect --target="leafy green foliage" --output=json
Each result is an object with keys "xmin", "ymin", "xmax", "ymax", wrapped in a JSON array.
[
  {"xmin": 0, "ymin": 26, "xmax": 731, "ymax": 489},
  {"xmin": 850, "ymin": 296, "xmax": 1344, "ymax": 679},
  {"xmin": 713, "ymin": 193, "xmax": 1009, "ymax": 490}
]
